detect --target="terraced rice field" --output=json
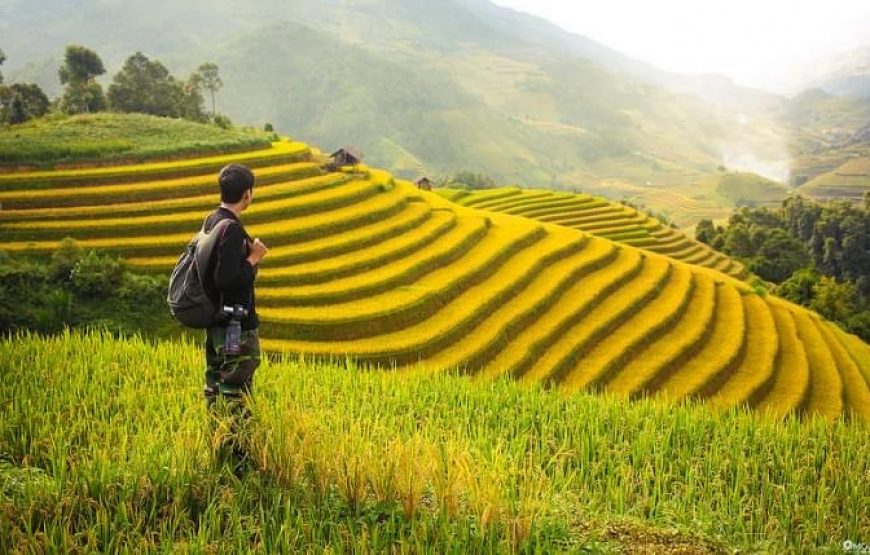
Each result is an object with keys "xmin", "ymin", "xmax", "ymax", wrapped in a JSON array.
[
  {"xmin": 2, "ymin": 140, "xmax": 868, "ymax": 422},
  {"xmin": 443, "ymin": 187, "xmax": 749, "ymax": 280},
  {"xmin": 797, "ymin": 156, "xmax": 870, "ymax": 203}
]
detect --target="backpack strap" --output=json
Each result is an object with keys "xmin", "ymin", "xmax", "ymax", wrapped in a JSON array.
[
  {"xmin": 194, "ymin": 218, "xmax": 236, "ymax": 275},
  {"xmin": 195, "ymin": 217, "xmax": 238, "ymax": 309}
]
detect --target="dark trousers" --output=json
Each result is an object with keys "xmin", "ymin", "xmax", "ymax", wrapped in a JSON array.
[{"xmin": 204, "ymin": 326, "xmax": 261, "ymax": 471}]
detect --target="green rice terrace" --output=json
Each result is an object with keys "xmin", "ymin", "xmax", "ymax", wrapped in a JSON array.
[
  {"xmin": 438, "ymin": 187, "xmax": 749, "ymax": 280},
  {"xmin": 1, "ymin": 136, "xmax": 869, "ymax": 424}
]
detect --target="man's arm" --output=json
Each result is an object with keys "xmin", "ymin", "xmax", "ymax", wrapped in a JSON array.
[{"xmin": 213, "ymin": 224, "xmax": 255, "ymax": 293}]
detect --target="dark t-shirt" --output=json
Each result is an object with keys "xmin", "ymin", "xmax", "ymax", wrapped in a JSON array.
[{"xmin": 202, "ymin": 206, "xmax": 259, "ymax": 330}]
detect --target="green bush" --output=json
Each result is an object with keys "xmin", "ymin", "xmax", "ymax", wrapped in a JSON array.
[
  {"xmin": 70, "ymin": 251, "xmax": 126, "ymax": 298},
  {"xmin": 212, "ymin": 114, "xmax": 232, "ymax": 129},
  {"xmin": 49, "ymin": 237, "xmax": 84, "ymax": 281}
]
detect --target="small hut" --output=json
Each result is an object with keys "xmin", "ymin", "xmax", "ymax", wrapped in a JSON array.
[
  {"xmin": 326, "ymin": 147, "xmax": 363, "ymax": 172},
  {"xmin": 415, "ymin": 176, "xmax": 433, "ymax": 191}
]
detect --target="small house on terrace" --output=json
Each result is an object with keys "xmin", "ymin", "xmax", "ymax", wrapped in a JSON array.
[
  {"xmin": 326, "ymin": 147, "xmax": 363, "ymax": 172},
  {"xmin": 415, "ymin": 176, "xmax": 433, "ymax": 191}
]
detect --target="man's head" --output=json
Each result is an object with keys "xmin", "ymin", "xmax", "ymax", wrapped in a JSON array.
[{"xmin": 219, "ymin": 164, "xmax": 255, "ymax": 210}]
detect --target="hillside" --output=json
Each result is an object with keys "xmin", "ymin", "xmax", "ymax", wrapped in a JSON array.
[
  {"xmin": 2, "ymin": 138, "xmax": 869, "ymax": 423},
  {"xmin": 439, "ymin": 187, "xmax": 749, "ymax": 280},
  {"xmin": 3, "ymin": 0, "xmax": 821, "ymax": 226},
  {"xmin": 797, "ymin": 156, "xmax": 870, "ymax": 202},
  {"xmin": 0, "ymin": 113, "xmax": 274, "ymax": 168}
]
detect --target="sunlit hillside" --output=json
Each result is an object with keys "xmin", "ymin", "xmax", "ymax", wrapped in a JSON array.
[
  {"xmin": 797, "ymin": 156, "xmax": 870, "ymax": 202},
  {"xmin": 439, "ymin": 187, "xmax": 750, "ymax": 280},
  {"xmin": 1, "ymin": 138, "xmax": 868, "ymax": 422}
]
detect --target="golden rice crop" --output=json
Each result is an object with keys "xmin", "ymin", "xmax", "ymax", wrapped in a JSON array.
[
  {"xmin": 401, "ymin": 234, "xmax": 592, "ymax": 372},
  {"xmin": 562, "ymin": 264, "xmax": 694, "ymax": 393},
  {"xmin": 816, "ymin": 322, "xmax": 870, "ymax": 423},
  {"xmin": 605, "ymin": 274, "xmax": 717, "ymax": 398},
  {"xmin": 258, "ymin": 210, "xmax": 457, "ymax": 285},
  {"xmin": 518, "ymin": 250, "xmax": 654, "ymax": 384},
  {"xmin": 828, "ymin": 322, "xmax": 870, "ymax": 386},
  {"xmin": 707, "ymin": 294, "xmax": 779, "ymax": 410},
  {"xmin": 755, "ymin": 305, "xmax": 810, "ymax": 419},
  {"xmin": 474, "ymin": 243, "xmax": 634, "ymax": 381},
  {"xmin": 5, "ymin": 331, "xmax": 868, "ymax": 552},
  {"xmin": 0, "ymin": 139, "xmax": 309, "ymax": 186},
  {"xmin": 261, "ymin": 230, "xmax": 581, "ymax": 362},
  {"xmin": 496, "ymin": 195, "xmax": 582, "ymax": 215},
  {"xmin": 3, "ymin": 138, "xmax": 867, "ymax": 426},
  {"xmin": 470, "ymin": 191, "xmax": 558, "ymax": 212},
  {"xmin": 2, "ymin": 178, "xmax": 384, "ymax": 238},
  {"xmin": 654, "ymin": 283, "xmax": 746, "ymax": 401},
  {"xmin": 508, "ymin": 199, "xmax": 599, "ymax": 219},
  {"xmin": 0, "ymin": 172, "xmax": 344, "ymax": 220},
  {"xmin": 792, "ymin": 311, "xmax": 843, "ymax": 420},
  {"xmin": 257, "ymin": 221, "xmax": 533, "ymax": 327},
  {"xmin": 128, "ymin": 202, "xmax": 437, "ymax": 270},
  {"xmin": 547, "ymin": 255, "xmax": 672, "ymax": 389},
  {"xmin": 456, "ymin": 188, "xmax": 522, "ymax": 206},
  {"xmin": 256, "ymin": 215, "xmax": 492, "ymax": 301},
  {"xmin": 2, "ymin": 184, "xmax": 411, "ymax": 256}
]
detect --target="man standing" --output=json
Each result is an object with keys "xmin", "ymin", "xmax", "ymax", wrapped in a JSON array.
[{"xmin": 202, "ymin": 163, "xmax": 268, "ymax": 470}]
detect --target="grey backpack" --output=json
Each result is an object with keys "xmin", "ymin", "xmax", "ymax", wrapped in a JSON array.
[{"xmin": 167, "ymin": 218, "xmax": 235, "ymax": 328}]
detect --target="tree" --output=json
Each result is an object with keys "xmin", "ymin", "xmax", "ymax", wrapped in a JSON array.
[
  {"xmin": 193, "ymin": 63, "xmax": 222, "ymax": 116},
  {"xmin": 450, "ymin": 170, "xmax": 496, "ymax": 190},
  {"xmin": 749, "ymin": 228, "xmax": 810, "ymax": 283},
  {"xmin": 810, "ymin": 276, "xmax": 858, "ymax": 324},
  {"xmin": 0, "ymin": 48, "xmax": 5, "ymax": 84},
  {"xmin": 694, "ymin": 219, "xmax": 715, "ymax": 244},
  {"xmin": 59, "ymin": 45, "xmax": 105, "ymax": 85},
  {"xmin": 0, "ymin": 83, "xmax": 50, "ymax": 124},
  {"xmin": 775, "ymin": 268, "xmax": 820, "ymax": 306},
  {"xmin": 59, "ymin": 45, "xmax": 106, "ymax": 114},
  {"xmin": 108, "ymin": 52, "xmax": 184, "ymax": 117},
  {"xmin": 179, "ymin": 73, "xmax": 207, "ymax": 122}
]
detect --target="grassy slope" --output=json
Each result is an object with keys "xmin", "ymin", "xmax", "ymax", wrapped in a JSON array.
[
  {"xmin": 709, "ymin": 171, "xmax": 792, "ymax": 207},
  {"xmin": 1, "ymin": 330, "xmax": 867, "ymax": 552},
  {"xmin": 0, "ymin": 113, "xmax": 274, "ymax": 167},
  {"xmin": 798, "ymin": 156, "xmax": 870, "ymax": 202}
]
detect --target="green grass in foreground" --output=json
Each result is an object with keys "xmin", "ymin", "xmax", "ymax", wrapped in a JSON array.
[
  {"xmin": 1, "ymin": 331, "xmax": 867, "ymax": 553},
  {"xmin": 0, "ymin": 113, "xmax": 274, "ymax": 167}
]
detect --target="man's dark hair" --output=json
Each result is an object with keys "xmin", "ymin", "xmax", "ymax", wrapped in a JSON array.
[{"xmin": 219, "ymin": 164, "xmax": 255, "ymax": 203}]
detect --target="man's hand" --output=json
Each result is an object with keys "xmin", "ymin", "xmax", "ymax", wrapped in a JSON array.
[{"xmin": 247, "ymin": 238, "xmax": 269, "ymax": 266}]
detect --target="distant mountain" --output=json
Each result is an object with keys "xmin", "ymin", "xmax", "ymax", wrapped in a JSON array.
[
  {"xmin": 779, "ymin": 46, "xmax": 870, "ymax": 99},
  {"xmin": 2, "ymin": 0, "xmax": 868, "ymax": 223}
]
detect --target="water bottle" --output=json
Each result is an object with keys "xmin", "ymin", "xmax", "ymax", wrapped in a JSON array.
[{"xmin": 222, "ymin": 304, "xmax": 248, "ymax": 356}]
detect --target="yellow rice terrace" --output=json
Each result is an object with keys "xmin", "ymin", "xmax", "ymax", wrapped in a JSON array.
[
  {"xmin": 439, "ymin": 187, "xmax": 749, "ymax": 280},
  {"xmin": 1, "ymin": 138, "xmax": 869, "ymax": 422}
]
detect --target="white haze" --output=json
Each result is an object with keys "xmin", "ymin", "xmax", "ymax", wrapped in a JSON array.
[{"xmin": 492, "ymin": 0, "xmax": 870, "ymax": 94}]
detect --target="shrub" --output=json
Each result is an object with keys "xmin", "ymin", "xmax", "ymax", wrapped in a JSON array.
[
  {"xmin": 70, "ymin": 250, "xmax": 125, "ymax": 298},
  {"xmin": 118, "ymin": 272, "xmax": 166, "ymax": 303},
  {"xmin": 212, "ymin": 114, "xmax": 232, "ymax": 129},
  {"xmin": 50, "ymin": 238, "xmax": 84, "ymax": 281}
]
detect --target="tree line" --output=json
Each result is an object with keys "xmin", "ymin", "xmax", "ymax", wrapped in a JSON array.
[
  {"xmin": 696, "ymin": 192, "xmax": 870, "ymax": 340},
  {"xmin": 0, "ymin": 45, "xmax": 227, "ymax": 126}
]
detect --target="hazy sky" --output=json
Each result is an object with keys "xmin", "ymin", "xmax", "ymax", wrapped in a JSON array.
[{"xmin": 491, "ymin": 0, "xmax": 870, "ymax": 92}]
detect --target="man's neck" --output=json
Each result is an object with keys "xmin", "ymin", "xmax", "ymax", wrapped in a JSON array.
[{"xmin": 219, "ymin": 202, "xmax": 243, "ymax": 218}]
